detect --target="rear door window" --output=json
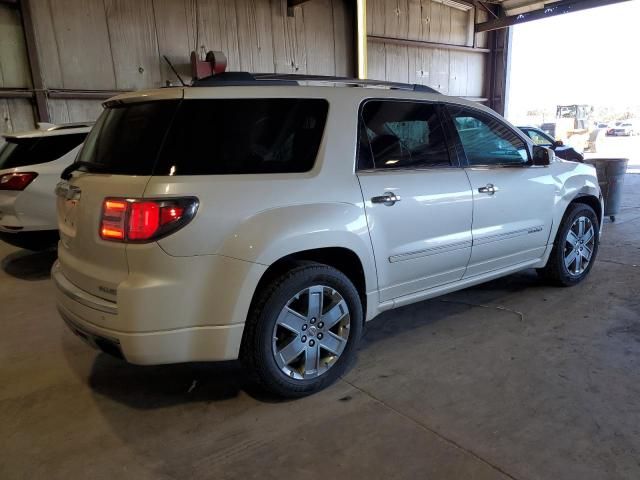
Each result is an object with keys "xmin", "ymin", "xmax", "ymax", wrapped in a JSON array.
[
  {"xmin": 358, "ymin": 100, "xmax": 451, "ymax": 170},
  {"xmin": 156, "ymin": 98, "xmax": 328, "ymax": 175},
  {"xmin": 0, "ymin": 133, "xmax": 86, "ymax": 170}
]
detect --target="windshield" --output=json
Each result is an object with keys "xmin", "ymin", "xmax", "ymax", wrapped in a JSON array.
[
  {"xmin": 524, "ymin": 129, "xmax": 554, "ymax": 147},
  {"xmin": 0, "ymin": 133, "xmax": 86, "ymax": 170}
]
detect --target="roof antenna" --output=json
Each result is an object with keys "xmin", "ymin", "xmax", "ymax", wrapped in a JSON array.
[{"xmin": 163, "ymin": 55, "xmax": 187, "ymax": 86}]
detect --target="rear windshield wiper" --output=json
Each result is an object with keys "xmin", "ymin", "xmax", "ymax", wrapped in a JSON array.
[{"xmin": 60, "ymin": 161, "xmax": 109, "ymax": 180}]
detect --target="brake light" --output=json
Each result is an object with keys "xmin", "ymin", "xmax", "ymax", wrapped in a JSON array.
[
  {"xmin": 128, "ymin": 202, "xmax": 160, "ymax": 240},
  {"xmin": 100, "ymin": 198, "xmax": 197, "ymax": 242},
  {"xmin": 0, "ymin": 172, "xmax": 38, "ymax": 190}
]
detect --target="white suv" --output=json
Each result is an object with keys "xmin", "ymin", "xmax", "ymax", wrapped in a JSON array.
[
  {"xmin": 52, "ymin": 76, "xmax": 603, "ymax": 397},
  {"xmin": 0, "ymin": 123, "xmax": 90, "ymax": 250}
]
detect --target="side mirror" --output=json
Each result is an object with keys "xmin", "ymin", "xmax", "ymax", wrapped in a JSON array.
[
  {"xmin": 532, "ymin": 145, "xmax": 553, "ymax": 166},
  {"xmin": 554, "ymin": 139, "xmax": 564, "ymax": 147}
]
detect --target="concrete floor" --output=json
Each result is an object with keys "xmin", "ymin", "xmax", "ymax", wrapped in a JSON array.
[{"xmin": 1, "ymin": 175, "xmax": 639, "ymax": 480}]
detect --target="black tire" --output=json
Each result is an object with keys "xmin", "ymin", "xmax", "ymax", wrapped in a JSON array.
[
  {"xmin": 0, "ymin": 230, "xmax": 58, "ymax": 251},
  {"xmin": 241, "ymin": 263, "xmax": 363, "ymax": 398},
  {"xmin": 537, "ymin": 203, "xmax": 599, "ymax": 287}
]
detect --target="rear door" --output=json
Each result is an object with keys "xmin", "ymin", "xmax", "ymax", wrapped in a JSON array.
[
  {"xmin": 445, "ymin": 105, "xmax": 556, "ymax": 277},
  {"xmin": 356, "ymin": 100, "xmax": 473, "ymax": 302},
  {"xmin": 56, "ymin": 99, "xmax": 180, "ymax": 301}
]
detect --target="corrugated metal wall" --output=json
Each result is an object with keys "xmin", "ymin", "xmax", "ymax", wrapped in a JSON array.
[
  {"xmin": 366, "ymin": 0, "xmax": 490, "ymax": 100},
  {"xmin": 0, "ymin": 6, "xmax": 36, "ymax": 138},
  {"xmin": 0, "ymin": 0, "xmax": 501, "ymax": 140},
  {"xmin": 0, "ymin": 0, "xmax": 354, "ymax": 136}
]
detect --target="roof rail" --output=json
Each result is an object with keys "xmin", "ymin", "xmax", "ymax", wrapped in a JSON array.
[
  {"xmin": 191, "ymin": 72, "xmax": 297, "ymax": 87},
  {"xmin": 191, "ymin": 71, "xmax": 440, "ymax": 94},
  {"xmin": 254, "ymin": 73, "xmax": 441, "ymax": 94}
]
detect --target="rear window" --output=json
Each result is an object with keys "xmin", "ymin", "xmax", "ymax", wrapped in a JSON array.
[
  {"xmin": 77, "ymin": 98, "xmax": 328, "ymax": 176},
  {"xmin": 0, "ymin": 133, "xmax": 86, "ymax": 170},
  {"xmin": 77, "ymin": 101, "xmax": 179, "ymax": 175}
]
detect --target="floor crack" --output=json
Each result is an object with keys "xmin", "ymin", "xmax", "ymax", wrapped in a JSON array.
[
  {"xmin": 439, "ymin": 299, "xmax": 526, "ymax": 322},
  {"xmin": 340, "ymin": 378, "xmax": 525, "ymax": 480},
  {"xmin": 597, "ymin": 259, "xmax": 639, "ymax": 268}
]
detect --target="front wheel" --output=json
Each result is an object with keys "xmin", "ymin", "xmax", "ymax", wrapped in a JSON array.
[
  {"xmin": 537, "ymin": 204, "xmax": 599, "ymax": 286},
  {"xmin": 241, "ymin": 263, "xmax": 363, "ymax": 398}
]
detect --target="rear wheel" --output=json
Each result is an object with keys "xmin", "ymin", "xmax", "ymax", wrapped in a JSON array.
[
  {"xmin": 537, "ymin": 203, "xmax": 599, "ymax": 286},
  {"xmin": 241, "ymin": 263, "xmax": 363, "ymax": 398}
]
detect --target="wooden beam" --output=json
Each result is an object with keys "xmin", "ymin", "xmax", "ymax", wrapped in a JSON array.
[
  {"xmin": 472, "ymin": 0, "xmax": 498, "ymax": 19},
  {"xmin": 357, "ymin": 0, "xmax": 366, "ymax": 79},
  {"xmin": 477, "ymin": 0, "xmax": 632, "ymax": 32},
  {"xmin": 48, "ymin": 90, "xmax": 130, "ymax": 100},
  {"xmin": 0, "ymin": 89, "xmax": 130, "ymax": 100},
  {"xmin": 368, "ymin": 35, "xmax": 490, "ymax": 54}
]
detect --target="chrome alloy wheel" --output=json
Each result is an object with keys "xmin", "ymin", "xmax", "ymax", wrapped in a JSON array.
[
  {"xmin": 564, "ymin": 215, "xmax": 596, "ymax": 276},
  {"xmin": 272, "ymin": 285, "xmax": 351, "ymax": 380}
]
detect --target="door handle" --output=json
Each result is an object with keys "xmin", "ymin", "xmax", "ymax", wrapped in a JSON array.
[
  {"xmin": 371, "ymin": 192, "xmax": 401, "ymax": 206},
  {"xmin": 478, "ymin": 184, "xmax": 498, "ymax": 195}
]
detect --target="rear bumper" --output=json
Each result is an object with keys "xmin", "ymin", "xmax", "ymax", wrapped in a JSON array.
[{"xmin": 53, "ymin": 261, "xmax": 246, "ymax": 364}]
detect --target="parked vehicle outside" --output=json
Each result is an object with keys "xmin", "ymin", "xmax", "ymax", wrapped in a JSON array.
[
  {"xmin": 0, "ymin": 123, "xmax": 91, "ymax": 250},
  {"xmin": 518, "ymin": 126, "xmax": 584, "ymax": 162},
  {"xmin": 606, "ymin": 122, "xmax": 635, "ymax": 136},
  {"xmin": 53, "ymin": 77, "xmax": 603, "ymax": 397}
]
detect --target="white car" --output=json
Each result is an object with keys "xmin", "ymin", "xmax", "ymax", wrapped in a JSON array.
[
  {"xmin": 0, "ymin": 123, "xmax": 91, "ymax": 250},
  {"xmin": 607, "ymin": 122, "xmax": 635, "ymax": 136},
  {"xmin": 52, "ymin": 76, "xmax": 603, "ymax": 397}
]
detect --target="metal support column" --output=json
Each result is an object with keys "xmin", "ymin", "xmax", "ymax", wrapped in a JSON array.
[{"xmin": 18, "ymin": 0, "xmax": 50, "ymax": 122}]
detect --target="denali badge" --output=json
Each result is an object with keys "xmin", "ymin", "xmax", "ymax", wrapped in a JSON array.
[{"xmin": 98, "ymin": 286, "xmax": 117, "ymax": 296}]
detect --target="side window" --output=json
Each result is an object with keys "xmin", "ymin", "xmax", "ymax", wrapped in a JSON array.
[
  {"xmin": 358, "ymin": 100, "xmax": 451, "ymax": 170},
  {"xmin": 157, "ymin": 99, "xmax": 328, "ymax": 175},
  {"xmin": 449, "ymin": 106, "xmax": 529, "ymax": 166}
]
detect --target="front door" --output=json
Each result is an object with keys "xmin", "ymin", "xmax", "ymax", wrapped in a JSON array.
[
  {"xmin": 446, "ymin": 105, "xmax": 556, "ymax": 277},
  {"xmin": 356, "ymin": 100, "xmax": 473, "ymax": 302}
]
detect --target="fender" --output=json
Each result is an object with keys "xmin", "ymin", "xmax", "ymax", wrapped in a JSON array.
[
  {"xmin": 217, "ymin": 202, "xmax": 378, "ymax": 296},
  {"xmin": 538, "ymin": 163, "xmax": 602, "ymax": 266}
]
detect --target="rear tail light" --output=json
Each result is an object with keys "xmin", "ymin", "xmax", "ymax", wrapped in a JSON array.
[
  {"xmin": 100, "ymin": 197, "xmax": 198, "ymax": 242},
  {"xmin": 0, "ymin": 172, "xmax": 38, "ymax": 191}
]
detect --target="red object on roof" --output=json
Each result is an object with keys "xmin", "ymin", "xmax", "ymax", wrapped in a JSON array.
[{"xmin": 190, "ymin": 50, "xmax": 228, "ymax": 80}]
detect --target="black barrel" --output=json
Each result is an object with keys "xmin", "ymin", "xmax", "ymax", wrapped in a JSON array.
[{"xmin": 583, "ymin": 158, "xmax": 628, "ymax": 221}]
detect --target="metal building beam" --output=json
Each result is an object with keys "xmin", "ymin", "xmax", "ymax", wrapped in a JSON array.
[
  {"xmin": 18, "ymin": 0, "xmax": 50, "ymax": 122},
  {"xmin": 477, "ymin": 0, "xmax": 632, "ymax": 32}
]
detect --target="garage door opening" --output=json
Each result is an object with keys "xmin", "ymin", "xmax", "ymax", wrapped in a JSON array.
[{"xmin": 506, "ymin": 0, "xmax": 640, "ymax": 173}]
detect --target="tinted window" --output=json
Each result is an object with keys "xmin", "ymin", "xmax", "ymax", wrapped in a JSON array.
[
  {"xmin": 78, "ymin": 101, "xmax": 179, "ymax": 175},
  {"xmin": 523, "ymin": 128, "xmax": 553, "ymax": 146},
  {"xmin": 358, "ymin": 100, "xmax": 451, "ymax": 170},
  {"xmin": 157, "ymin": 99, "xmax": 328, "ymax": 175},
  {"xmin": 0, "ymin": 133, "xmax": 86, "ymax": 170},
  {"xmin": 449, "ymin": 106, "xmax": 528, "ymax": 166}
]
